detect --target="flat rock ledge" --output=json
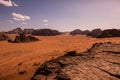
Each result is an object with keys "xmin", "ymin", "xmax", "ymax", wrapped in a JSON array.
[{"xmin": 31, "ymin": 42, "xmax": 120, "ymax": 80}]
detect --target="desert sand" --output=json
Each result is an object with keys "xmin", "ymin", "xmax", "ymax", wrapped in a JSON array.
[{"xmin": 0, "ymin": 34, "xmax": 120, "ymax": 80}]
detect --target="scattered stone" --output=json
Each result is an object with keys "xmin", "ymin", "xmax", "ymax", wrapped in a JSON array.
[
  {"xmin": 18, "ymin": 70, "xmax": 26, "ymax": 75},
  {"xmin": 64, "ymin": 51, "xmax": 77, "ymax": 56}
]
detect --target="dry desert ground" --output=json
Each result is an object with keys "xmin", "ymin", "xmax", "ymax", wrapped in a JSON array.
[{"xmin": 0, "ymin": 34, "xmax": 120, "ymax": 80}]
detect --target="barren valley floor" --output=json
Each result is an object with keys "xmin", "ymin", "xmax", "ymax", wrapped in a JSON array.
[{"xmin": 0, "ymin": 34, "xmax": 120, "ymax": 80}]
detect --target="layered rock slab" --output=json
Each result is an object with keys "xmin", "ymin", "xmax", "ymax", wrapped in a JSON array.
[{"xmin": 31, "ymin": 43, "xmax": 120, "ymax": 80}]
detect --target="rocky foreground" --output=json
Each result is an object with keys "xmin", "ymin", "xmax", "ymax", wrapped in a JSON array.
[{"xmin": 31, "ymin": 42, "xmax": 120, "ymax": 80}]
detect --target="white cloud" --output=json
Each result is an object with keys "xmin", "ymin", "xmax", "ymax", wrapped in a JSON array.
[
  {"xmin": 8, "ymin": 20, "xmax": 13, "ymax": 24},
  {"xmin": 43, "ymin": 19, "xmax": 48, "ymax": 26},
  {"xmin": 12, "ymin": 2, "xmax": 19, "ymax": 7},
  {"xmin": 22, "ymin": 22, "xmax": 27, "ymax": 25},
  {"xmin": 0, "ymin": 0, "xmax": 19, "ymax": 7},
  {"xmin": 44, "ymin": 23, "xmax": 48, "ymax": 26},
  {"xmin": 43, "ymin": 19, "xmax": 48, "ymax": 23},
  {"xmin": 12, "ymin": 12, "xmax": 30, "ymax": 21}
]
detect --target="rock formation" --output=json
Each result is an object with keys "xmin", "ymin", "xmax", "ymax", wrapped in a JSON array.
[
  {"xmin": 8, "ymin": 33, "xmax": 39, "ymax": 43},
  {"xmin": 70, "ymin": 29, "xmax": 92, "ymax": 36},
  {"xmin": 32, "ymin": 29, "xmax": 60, "ymax": 36},
  {"xmin": 7, "ymin": 27, "xmax": 23, "ymax": 34},
  {"xmin": 31, "ymin": 42, "xmax": 120, "ymax": 80},
  {"xmin": 82, "ymin": 30, "xmax": 91, "ymax": 35},
  {"xmin": 87, "ymin": 28, "xmax": 102, "ymax": 37},
  {"xmin": 70, "ymin": 29, "xmax": 83, "ymax": 35},
  {"xmin": 97, "ymin": 29, "xmax": 120, "ymax": 38},
  {"xmin": 23, "ymin": 28, "xmax": 34, "ymax": 34},
  {"xmin": 0, "ymin": 33, "xmax": 9, "ymax": 41}
]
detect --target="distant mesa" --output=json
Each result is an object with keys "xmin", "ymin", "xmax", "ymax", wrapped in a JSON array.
[
  {"xmin": 82, "ymin": 30, "xmax": 91, "ymax": 35},
  {"xmin": 70, "ymin": 29, "xmax": 91, "ymax": 36},
  {"xmin": 32, "ymin": 29, "xmax": 61, "ymax": 36},
  {"xmin": 4, "ymin": 27, "xmax": 120, "ymax": 38},
  {"xmin": 7, "ymin": 27, "xmax": 23, "ymax": 34},
  {"xmin": 23, "ymin": 28, "xmax": 34, "ymax": 34},
  {"xmin": 6, "ymin": 28, "xmax": 61, "ymax": 36},
  {"xmin": 97, "ymin": 29, "xmax": 120, "ymax": 38},
  {"xmin": 70, "ymin": 28, "xmax": 120, "ymax": 38},
  {"xmin": 87, "ymin": 28, "xmax": 102, "ymax": 38},
  {"xmin": 70, "ymin": 29, "xmax": 84, "ymax": 35},
  {"xmin": 8, "ymin": 33, "xmax": 39, "ymax": 43},
  {"xmin": 0, "ymin": 33, "xmax": 9, "ymax": 41}
]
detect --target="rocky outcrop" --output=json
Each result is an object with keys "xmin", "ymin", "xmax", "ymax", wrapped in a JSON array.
[
  {"xmin": 8, "ymin": 33, "xmax": 39, "ymax": 43},
  {"xmin": 31, "ymin": 42, "xmax": 120, "ymax": 80},
  {"xmin": 82, "ymin": 30, "xmax": 91, "ymax": 35},
  {"xmin": 70, "ymin": 29, "xmax": 83, "ymax": 35},
  {"xmin": 87, "ymin": 28, "xmax": 102, "ymax": 37},
  {"xmin": 0, "ymin": 33, "xmax": 9, "ymax": 41},
  {"xmin": 97, "ymin": 29, "xmax": 120, "ymax": 38},
  {"xmin": 32, "ymin": 29, "xmax": 60, "ymax": 36},
  {"xmin": 23, "ymin": 29, "xmax": 34, "ymax": 34},
  {"xmin": 7, "ymin": 27, "xmax": 23, "ymax": 34}
]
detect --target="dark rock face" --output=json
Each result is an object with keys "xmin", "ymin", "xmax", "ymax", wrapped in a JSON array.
[
  {"xmin": 87, "ymin": 28, "xmax": 102, "ymax": 37},
  {"xmin": 31, "ymin": 42, "xmax": 120, "ymax": 80},
  {"xmin": 97, "ymin": 29, "xmax": 120, "ymax": 38},
  {"xmin": 70, "ymin": 29, "xmax": 91, "ymax": 36},
  {"xmin": 0, "ymin": 33, "xmax": 9, "ymax": 41},
  {"xmin": 7, "ymin": 27, "xmax": 23, "ymax": 34},
  {"xmin": 8, "ymin": 33, "xmax": 39, "ymax": 43},
  {"xmin": 32, "ymin": 29, "xmax": 60, "ymax": 36},
  {"xmin": 70, "ymin": 29, "xmax": 83, "ymax": 35},
  {"xmin": 23, "ymin": 29, "xmax": 34, "ymax": 34},
  {"xmin": 82, "ymin": 30, "xmax": 91, "ymax": 35}
]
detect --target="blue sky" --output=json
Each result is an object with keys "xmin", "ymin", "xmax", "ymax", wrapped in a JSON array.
[{"xmin": 0, "ymin": 0, "xmax": 120, "ymax": 31}]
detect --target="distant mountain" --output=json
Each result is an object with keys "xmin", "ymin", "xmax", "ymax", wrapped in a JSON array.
[
  {"xmin": 5, "ymin": 28, "xmax": 120, "ymax": 38},
  {"xmin": 82, "ymin": 30, "xmax": 91, "ymax": 35},
  {"xmin": 23, "ymin": 28, "xmax": 34, "ymax": 34},
  {"xmin": 97, "ymin": 29, "xmax": 120, "ymax": 38},
  {"xmin": 7, "ymin": 27, "xmax": 23, "ymax": 34},
  {"xmin": 70, "ymin": 29, "xmax": 90, "ymax": 35},
  {"xmin": 6, "ymin": 28, "xmax": 61, "ymax": 36},
  {"xmin": 32, "ymin": 29, "xmax": 61, "ymax": 36},
  {"xmin": 87, "ymin": 28, "xmax": 102, "ymax": 37},
  {"xmin": 70, "ymin": 29, "xmax": 83, "ymax": 35}
]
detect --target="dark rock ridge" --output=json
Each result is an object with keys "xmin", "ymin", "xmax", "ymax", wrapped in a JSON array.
[
  {"xmin": 82, "ymin": 30, "xmax": 91, "ymax": 35},
  {"xmin": 32, "ymin": 29, "xmax": 60, "ymax": 36},
  {"xmin": 6, "ymin": 28, "xmax": 61, "ymax": 36},
  {"xmin": 70, "ymin": 29, "xmax": 84, "ymax": 35},
  {"xmin": 0, "ymin": 33, "xmax": 9, "ymax": 41},
  {"xmin": 31, "ymin": 42, "xmax": 120, "ymax": 80},
  {"xmin": 97, "ymin": 29, "xmax": 120, "ymax": 38},
  {"xmin": 8, "ymin": 33, "xmax": 39, "ymax": 43},
  {"xmin": 23, "ymin": 28, "xmax": 34, "ymax": 34},
  {"xmin": 87, "ymin": 28, "xmax": 102, "ymax": 38},
  {"xmin": 70, "ymin": 29, "xmax": 90, "ymax": 35},
  {"xmin": 7, "ymin": 27, "xmax": 23, "ymax": 34}
]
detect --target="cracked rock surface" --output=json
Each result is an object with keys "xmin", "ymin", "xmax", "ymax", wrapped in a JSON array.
[{"xmin": 31, "ymin": 42, "xmax": 120, "ymax": 80}]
